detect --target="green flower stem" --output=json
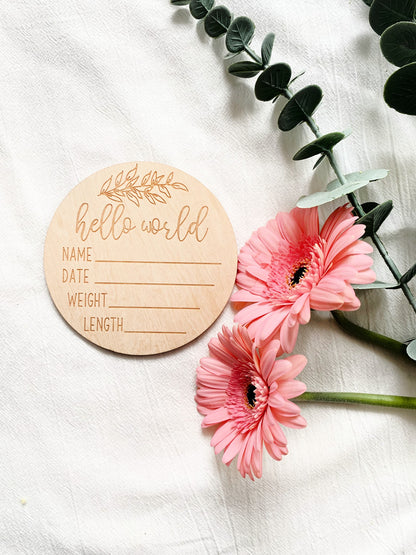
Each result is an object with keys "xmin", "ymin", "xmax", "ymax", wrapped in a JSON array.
[
  {"xmin": 295, "ymin": 391, "xmax": 416, "ymax": 409},
  {"xmin": 331, "ymin": 310, "xmax": 409, "ymax": 357}
]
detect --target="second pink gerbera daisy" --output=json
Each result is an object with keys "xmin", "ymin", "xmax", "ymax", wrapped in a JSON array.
[
  {"xmin": 196, "ymin": 324, "xmax": 307, "ymax": 479},
  {"xmin": 232, "ymin": 205, "xmax": 376, "ymax": 353}
]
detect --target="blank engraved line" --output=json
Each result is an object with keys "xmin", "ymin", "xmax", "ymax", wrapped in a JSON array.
[
  {"xmin": 124, "ymin": 330, "xmax": 187, "ymax": 335},
  {"xmin": 109, "ymin": 305, "xmax": 200, "ymax": 310},
  {"xmin": 95, "ymin": 260, "xmax": 222, "ymax": 265},
  {"xmin": 94, "ymin": 281, "xmax": 214, "ymax": 287}
]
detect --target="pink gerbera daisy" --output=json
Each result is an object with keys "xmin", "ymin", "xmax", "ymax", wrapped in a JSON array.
[
  {"xmin": 196, "ymin": 324, "xmax": 307, "ymax": 479},
  {"xmin": 232, "ymin": 205, "xmax": 376, "ymax": 353}
]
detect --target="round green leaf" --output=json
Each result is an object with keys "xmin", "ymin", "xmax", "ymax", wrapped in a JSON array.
[
  {"xmin": 406, "ymin": 339, "xmax": 416, "ymax": 360},
  {"xmin": 278, "ymin": 85, "xmax": 323, "ymax": 131},
  {"xmin": 190, "ymin": 0, "xmax": 215, "ymax": 19},
  {"xmin": 369, "ymin": 0, "xmax": 416, "ymax": 36},
  {"xmin": 293, "ymin": 131, "xmax": 348, "ymax": 161},
  {"xmin": 380, "ymin": 22, "xmax": 416, "ymax": 66},
  {"xmin": 228, "ymin": 61, "xmax": 263, "ymax": 78},
  {"xmin": 225, "ymin": 16, "xmax": 255, "ymax": 53},
  {"xmin": 326, "ymin": 168, "xmax": 389, "ymax": 191},
  {"xmin": 204, "ymin": 6, "xmax": 232, "ymax": 37},
  {"xmin": 254, "ymin": 63, "xmax": 292, "ymax": 101},
  {"xmin": 384, "ymin": 62, "xmax": 416, "ymax": 114},
  {"xmin": 171, "ymin": 0, "xmax": 191, "ymax": 5},
  {"xmin": 261, "ymin": 33, "xmax": 275, "ymax": 66}
]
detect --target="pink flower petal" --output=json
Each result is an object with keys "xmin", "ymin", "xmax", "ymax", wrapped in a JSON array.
[
  {"xmin": 246, "ymin": 265, "xmax": 269, "ymax": 282},
  {"xmin": 309, "ymin": 286, "xmax": 344, "ymax": 310},
  {"xmin": 253, "ymin": 309, "xmax": 288, "ymax": 345},
  {"xmin": 259, "ymin": 340, "xmax": 281, "ymax": 381},
  {"xmin": 222, "ymin": 432, "xmax": 245, "ymax": 465},
  {"xmin": 352, "ymin": 268, "xmax": 377, "ymax": 284},
  {"xmin": 231, "ymin": 289, "xmax": 265, "ymax": 303},
  {"xmin": 284, "ymin": 354, "xmax": 308, "ymax": 378},
  {"xmin": 279, "ymin": 318, "xmax": 300, "ymax": 353},
  {"xmin": 267, "ymin": 359, "xmax": 293, "ymax": 384},
  {"xmin": 275, "ymin": 212, "xmax": 303, "ymax": 243},
  {"xmin": 292, "ymin": 206, "xmax": 319, "ymax": 236},
  {"xmin": 202, "ymin": 406, "xmax": 230, "ymax": 428},
  {"xmin": 278, "ymin": 380, "xmax": 307, "ymax": 399},
  {"xmin": 265, "ymin": 440, "xmax": 284, "ymax": 461},
  {"xmin": 320, "ymin": 205, "xmax": 354, "ymax": 242},
  {"xmin": 234, "ymin": 302, "xmax": 276, "ymax": 326},
  {"xmin": 277, "ymin": 414, "xmax": 307, "ymax": 429},
  {"xmin": 211, "ymin": 420, "xmax": 237, "ymax": 454}
]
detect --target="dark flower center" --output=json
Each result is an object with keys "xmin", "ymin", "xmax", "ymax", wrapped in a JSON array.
[
  {"xmin": 290, "ymin": 265, "xmax": 308, "ymax": 287},
  {"xmin": 246, "ymin": 383, "xmax": 256, "ymax": 408}
]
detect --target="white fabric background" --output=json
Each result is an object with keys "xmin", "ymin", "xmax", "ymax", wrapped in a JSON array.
[{"xmin": 1, "ymin": 0, "xmax": 415, "ymax": 553}]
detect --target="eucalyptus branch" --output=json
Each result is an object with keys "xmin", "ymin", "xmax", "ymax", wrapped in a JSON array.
[{"xmin": 170, "ymin": 0, "xmax": 416, "ymax": 346}]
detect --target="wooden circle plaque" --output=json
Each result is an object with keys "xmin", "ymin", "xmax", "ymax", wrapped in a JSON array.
[{"xmin": 44, "ymin": 162, "xmax": 237, "ymax": 355}]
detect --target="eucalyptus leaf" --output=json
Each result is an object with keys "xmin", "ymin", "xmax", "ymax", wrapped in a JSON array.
[
  {"xmin": 381, "ymin": 22, "xmax": 416, "ymax": 66},
  {"xmin": 384, "ymin": 62, "xmax": 416, "ymax": 114},
  {"xmin": 352, "ymin": 281, "xmax": 399, "ymax": 289},
  {"xmin": 362, "ymin": 0, "xmax": 373, "ymax": 5},
  {"xmin": 297, "ymin": 167, "xmax": 387, "ymax": 208},
  {"xmin": 225, "ymin": 16, "xmax": 255, "ymax": 53},
  {"xmin": 293, "ymin": 131, "xmax": 348, "ymax": 161},
  {"xmin": 228, "ymin": 61, "xmax": 263, "ymax": 78},
  {"xmin": 326, "ymin": 168, "xmax": 389, "ymax": 191},
  {"xmin": 400, "ymin": 262, "xmax": 416, "ymax": 284},
  {"xmin": 313, "ymin": 154, "xmax": 326, "ymax": 170},
  {"xmin": 261, "ymin": 33, "xmax": 275, "ymax": 66},
  {"xmin": 361, "ymin": 201, "xmax": 380, "ymax": 213},
  {"xmin": 289, "ymin": 71, "xmax": 306, "ymax": 85},
  {"xmin": 278, "ymin": 85, "xmax": 323, "ymax": 131},
  {"xmin": 204, "ymin": 6, "xmax": 232, "ymax": 37},
  {"xmin": 254, "ymin": 63, "xmax": 292, "ymax": 101},
  {"xmin": 369, "ymin": 0, "xmax": 416, "ymax": 36},
  {"xmin": 356, "ymin": 200, "xmax": 393, "ymax": 237},
  {"xmin": 296, "ymin": 178, "xmax": 371, "ymax": 208},
  {"xmin": 171, "ymin": 0, "xmax": 191, "ymax": 5},
  {"xmin": 224, "ymin": 51, "xmax": 240, "ymax": 59},
  {"xmin": 406, "ymin": 339, "xmax": 416, "ymax": 360},
  {"xmin": 190, "ymin": 0, "xmax": 215, "ymax": 19}
]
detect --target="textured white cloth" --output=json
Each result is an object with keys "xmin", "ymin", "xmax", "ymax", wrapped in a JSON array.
[{"xmin": 1, "ymin": 1, "xmax": 415, "ymax": 553}]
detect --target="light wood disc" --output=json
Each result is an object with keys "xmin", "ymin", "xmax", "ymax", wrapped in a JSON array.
[{"xmin": 44, "ymin": 162, "xmax": 237, "ymax": 355}]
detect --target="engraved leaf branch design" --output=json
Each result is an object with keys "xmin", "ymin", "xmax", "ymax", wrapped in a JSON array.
[{"xmin": 99, "ymin": 164, "xmax": 189, "ymax": 207}]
